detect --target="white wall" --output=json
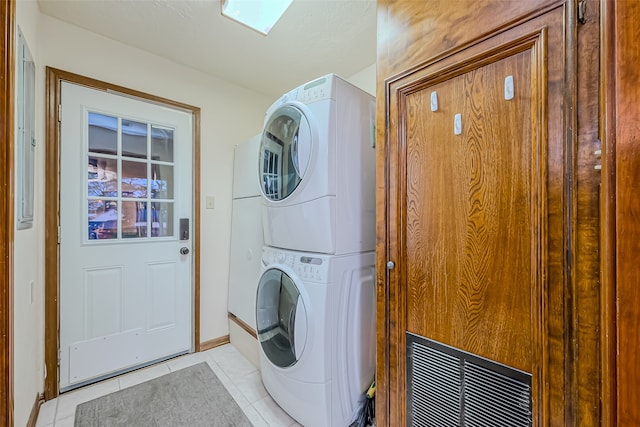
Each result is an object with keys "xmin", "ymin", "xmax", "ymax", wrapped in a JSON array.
[
  {"xmin": 347, "ymin": 63, "xmax": 376, "ymax": 96},
  {"xmin": 13, "ymin": 4, "xmax": 272, "ymax": 425},
  {"xmin": 38, "ymin": 12, "xmax": 273, "ymax": 340},
  {"xmin": 14, "ymin": 1, "xmax": 45, "ymax": 424}
]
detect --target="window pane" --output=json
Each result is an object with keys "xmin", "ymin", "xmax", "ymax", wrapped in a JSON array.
[
  {"xmin": 122, "ymin": 160, "xmax": 147, "ymax": 198},
  {"xmin": 122, "ymin": 120, "xmax": 147, "ymax": 159},
  {"xmin": 151, "ymin": 202, "xmax": 173, "ymax": 237},
  {"xmin": 88, "ymin": 113, "xmax": 117, "ymax": 155},
  {"xmin": 88, "ymin": 200, "xmax": 118, "ymax": 240},
  {"xmin": 151, "ymin": 164, "xmax": 174, "ymax": 199},
  {"xmin": 151, "ymin": 126, "xmax": 174, "ymax": 162},
  {"xmin": 88, "ymin": 157, "xmax": 118, "ymax": 197},
  {"xmin": 122, "ymin": 201, "xmax": 148, "ymax": 238}
]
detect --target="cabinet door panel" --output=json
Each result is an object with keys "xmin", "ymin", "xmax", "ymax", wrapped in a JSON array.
[
  {"xmin": 405, "ymin": 51, "xmax": 533, "ymax": 371},
  {"xmin": 380, "ymin": 5, "xmax": 570, "ymax": 426}
]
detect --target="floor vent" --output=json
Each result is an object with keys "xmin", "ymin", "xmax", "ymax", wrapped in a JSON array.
[{"xmin": 407, "ymin": 333, "xmax": 532, "ymax": 427}]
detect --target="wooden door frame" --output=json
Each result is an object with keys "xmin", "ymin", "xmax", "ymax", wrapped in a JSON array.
[
  {"xmin": 1, "ymin": 0, "xmax": 15, "ymax": 424},
  {"xmin": 600, "ymin": 0, "xmax": 640, "ymax": 425},
  {"xmin": 44, "ymin": 68, "xmax": 202, "ymax": 399},
  {"xmin": 599, "ymin": 1, "xmax": 616, "ymax": 424}
]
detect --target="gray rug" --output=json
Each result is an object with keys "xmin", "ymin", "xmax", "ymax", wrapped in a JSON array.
[{"xmin": 75, "ymin": 362, "xmax": 253, "ymax": 427}]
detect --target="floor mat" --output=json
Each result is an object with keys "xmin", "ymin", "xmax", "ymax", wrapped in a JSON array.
[{"xmin": 74, "ymin": 362, "xmax": 252, "ymax": 427}]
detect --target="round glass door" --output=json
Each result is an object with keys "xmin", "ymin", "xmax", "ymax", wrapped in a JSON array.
[
  {"xmin": 259, "ymin": 105, "xmax": 312, "ymax": 201},
  {"xmin": 256, "ymin": 268, "xmax": 308, "ymax": 368}
]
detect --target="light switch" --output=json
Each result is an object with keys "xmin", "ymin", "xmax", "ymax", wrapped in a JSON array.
[{"xmin": 206, "ymin": 196, "xmax": 215, "ymax": 209}]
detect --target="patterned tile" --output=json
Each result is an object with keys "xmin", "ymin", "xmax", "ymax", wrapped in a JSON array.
[
  {"xmin": 35, "ymin": 398, "xmax": 58, "ymax": 427},
  {"xmin": 233, "ymin": 370, "xmax": 269, "ymax": 404},
  {"xmin": 241, "ymin": 404, "xmax": 270, "ymax": 427},
  {"xmin": 118, "ymin": 362, "xmax": 170, "ymax": 389},
  {"xmin": 252, "ymin": 395, "xmax": 297, "ymax": 427},
  {"xmin": 209, "ymin": 345, "xmax": 258, "ymax": 381},
  {"xmin": 53, "ymin": 416, "xmax": 74, "ymax": 427},
  {"xmin": 166, "ymin": 351, "xmax": 210, "ymax": 372},
  {"xmin": 206, "ymin": 358, "xmax": 251, "ymax": 409},
  {"xmin": 56, "ymin": 378, "xmax": 119, "ymax": 420}
]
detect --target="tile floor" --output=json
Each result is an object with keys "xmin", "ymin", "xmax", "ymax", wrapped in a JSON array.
[{"xmin": 36, "ymin": 344, "xmax": 302, "ymax": 427}]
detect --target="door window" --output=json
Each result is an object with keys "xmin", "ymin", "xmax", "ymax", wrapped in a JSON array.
[
  {"xmin": 87, "ymin": 112, "xmax": 175, "ymax": 241},
  {"xmin": 256, "ymin": 268, "xmax": 307, "ymax": 367},
  {"xmin": 259, "ymin": 105, "xmax": 311, "ymax": 201}
]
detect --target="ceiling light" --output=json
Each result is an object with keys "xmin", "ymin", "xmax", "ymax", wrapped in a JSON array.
[{"xmin": 221, "ymin": 0, "xmax": 293, "ymax": 35}]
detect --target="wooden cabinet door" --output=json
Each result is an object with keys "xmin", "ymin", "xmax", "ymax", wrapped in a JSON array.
[{"xmin": 377, "ymin": 3, "xmax": 587, "ymax": 425}]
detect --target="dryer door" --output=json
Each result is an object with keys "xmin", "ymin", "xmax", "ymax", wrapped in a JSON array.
[
  {"xmin": 256, "ymin": 268, "xmax": 308, "ymax": 367},
  {"xmin": 259, "ymin": 105, "xmax": 312, "ymax": 201}
]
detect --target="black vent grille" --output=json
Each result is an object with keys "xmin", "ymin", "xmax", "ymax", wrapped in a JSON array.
[{"xmin": 407, "ymin": 333, "xmax": 532, "ymax": 427}]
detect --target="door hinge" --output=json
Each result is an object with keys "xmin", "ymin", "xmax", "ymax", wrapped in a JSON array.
[
  {"xmin": 578, "ymin": 0, "xmax": 587, "ymax": 24},
  {"xmin": 57, "ymin": 104, "xmax": 62, "ymax": 122},
  {"xmin": 57, "ymin": 349, "xmax": 61, "ymax": 367},
  {"xmin": 58, "ymin": 226, "xmax": 61, "ymax": 244}
]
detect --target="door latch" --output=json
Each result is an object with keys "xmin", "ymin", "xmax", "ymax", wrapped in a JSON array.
[
  {"xmin": 180, "ymin": 218, "xmax": 189, "ymax": 240},
  {"xmin": 578, "ymin": 0, "xmax": 587, "ymax": 24}
]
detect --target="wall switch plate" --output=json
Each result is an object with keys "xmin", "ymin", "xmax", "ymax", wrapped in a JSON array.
[{"xmin": 206, "ymin": 196, "xmax": 215, "ymax": 209}]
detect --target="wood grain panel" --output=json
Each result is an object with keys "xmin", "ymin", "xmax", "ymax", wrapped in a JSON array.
[
  {"xmin": 614, "ymin": 0, "xmax": 640, "ymax": 425},
  {"xmin": 404, "ymin": 51, "xmax": 534, "ymax": 371},
  {"xmin": 377, "ymin": 0, "xmax": 563, "ymax": 86},
  {"xmin": 599, "ymin": 0, "xmax": 616, "ymax": 425},
  {"xmin": 0, "ymin": 0, "xmax": 15, "ymax": 425},
  {"xmin": 378, "ymin": 2, "xmax": 579, "ymax": 425},
  {"xmin": 573, "ymin": 1, "xmax": 602, "ymax": 425}
]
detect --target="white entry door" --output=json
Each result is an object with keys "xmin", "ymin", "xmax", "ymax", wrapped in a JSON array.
[{"xmin": 59, "ymin": 82, "xmax": 193, "ymax": 391}]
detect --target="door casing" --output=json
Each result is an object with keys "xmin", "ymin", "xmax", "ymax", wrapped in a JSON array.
[
  {"xmin": 44, "ymin": 67, "xmax": 201, "ymax": 399},
  {"xmin": 1, "ymin": 0, "xmax": 15, "ymax": 424}
]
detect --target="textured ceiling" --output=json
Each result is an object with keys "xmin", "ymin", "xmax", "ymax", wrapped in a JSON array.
[{"xmin": 38, "ymin": 0, "xmax": 377, "ymax": 98}]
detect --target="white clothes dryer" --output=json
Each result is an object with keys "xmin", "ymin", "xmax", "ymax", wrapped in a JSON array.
[
  {"xmin": 259, "ymin": 74, "xmax": 376, "ymax": 255},
  {"xmin": 256, "ymin": 246, "xmax": 376, "ymax": 427}
]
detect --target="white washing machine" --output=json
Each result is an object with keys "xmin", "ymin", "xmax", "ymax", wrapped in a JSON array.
[
  {"xmin": 256, "ymin": 246, "xmax": 376, "ymax": 427},
  {"xmin": 259, "ymin": 74, "xmax": 376, "ymax": 255}
]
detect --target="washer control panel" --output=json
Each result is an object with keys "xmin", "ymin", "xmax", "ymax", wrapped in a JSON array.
[{"xmin": 262, "ymin": 247, "xmax": 329, "ymax": 283}]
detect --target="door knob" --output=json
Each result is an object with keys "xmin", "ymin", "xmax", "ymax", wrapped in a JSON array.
[{"xmin": 180, "ymin": 247, "xmax": 190, "ymax": 255}]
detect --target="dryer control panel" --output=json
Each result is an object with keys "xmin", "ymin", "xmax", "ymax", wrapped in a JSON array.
[
  {"xmin": 270, "ymin": 74, "xmax": 334, "ymax": 111},
  {"xmin": 297, "ymin": 75, "xmax": 333, "ymax": 104}
]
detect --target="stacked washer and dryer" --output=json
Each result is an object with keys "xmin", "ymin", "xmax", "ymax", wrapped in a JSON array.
[{"xmin": 255, "ymin": 74, "xmax": 376, "ymax": 427}]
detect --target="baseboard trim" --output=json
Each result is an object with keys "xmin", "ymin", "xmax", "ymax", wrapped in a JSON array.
[
  {"xmin": 228, "ymin": 312, "xmax": 257, "ymax": 338},
  {"xmin": 199, "ymin": 335, "xmax": 230, "ymax": 352},
  {"xmin": 26, "ymin": 393, "xmax": 44, "ymax": 427}
]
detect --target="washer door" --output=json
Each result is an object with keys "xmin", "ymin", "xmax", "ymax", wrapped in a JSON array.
[
  {"xmin": 256, "ymin": 268, "xmax": 308, "ymax": 368},
  {"xmin": 259, "ymin": 105, "xmax": 312, "ymax": 201}
]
